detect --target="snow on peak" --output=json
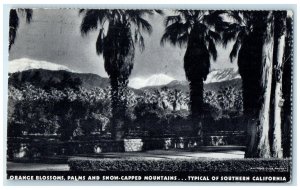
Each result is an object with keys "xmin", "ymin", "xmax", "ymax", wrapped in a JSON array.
[
  {"xmin": 204, "ymin": 68, "xmax": 241, "ymax": 84},
  {"xmin": 129, "ymin": 74, "xmax": 175, "ymax": 89},
  {"xmin": 9, "ymin": 58, "xmax": 73, "ymax": 73}
]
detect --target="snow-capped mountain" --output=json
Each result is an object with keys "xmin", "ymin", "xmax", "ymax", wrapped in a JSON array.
[
  {"xmin": 204, "ymin": 68, "xmax": 240, "ymax": 84},
  {"xmin": 9, "ymin": 58, "xmax": 241, "ymax": 90},
  {"xmin": 129, "ymin": 74, "xmax": 175, "ymax": 89},
  {"xmin": 9, "ymin": 58, "xmax": 73, "ymax": 73},
  {"xmin": 129, "ymin": 68, "xmax": 240, "ymax": 89}
]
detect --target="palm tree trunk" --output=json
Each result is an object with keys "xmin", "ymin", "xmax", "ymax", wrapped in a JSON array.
[
  {"xmin": 272, "ymin": 12, "xmax": 286, "ymax": 158},
  {"xmin": 256, "ymin": 11, "xmax": 274, "ymax": 158},
  {"xmin": 110, "ymin": 77, "xmax": 125, "ymax": 141},
  {"xmin": 245, "ymin": 116, "xmax": 258, "ymax": 158},
  {"xmin": 105, "ymin": 22, "xmax": 134, "ymax": 142},
  {"xmin": 189, "ymin": 80, "xmax": 204, "ymax": 143}
]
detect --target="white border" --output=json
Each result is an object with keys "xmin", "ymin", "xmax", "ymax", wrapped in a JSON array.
[{"xmin": 1, "ymin": 0, "xmax": 299, "ymax": 189}]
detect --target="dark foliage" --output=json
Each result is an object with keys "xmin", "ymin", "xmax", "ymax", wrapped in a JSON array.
[
  {"xmin": 8, "ymin": 77, "xmax": 243, "ymax": 140},
  {"xmin": 8, "ymin": 69, "xmax": 83, "ymax": 91},
  {"xmin": 69, "ymin": 157, "xmax": 290, "ymax": 172}
]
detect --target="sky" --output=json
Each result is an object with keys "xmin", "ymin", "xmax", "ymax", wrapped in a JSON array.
[{"xmin": 9, "ymin": 9, "xmax": 238, "ymax": 81}]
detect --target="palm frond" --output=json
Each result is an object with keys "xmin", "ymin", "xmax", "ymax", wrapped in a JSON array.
[
  {"xmin": 222, "ymin": 23, "xmax": 242, "ymax": 47},
  {"xmin": 9, "ymin": 9, "xmax": 19, "ymax": 30},
  {"xmin": 195, "ymin": 22, "xmax": 209, "ymax": 34},
  {"xmin": 176, "ymin": 10, "xmax": 193, "ymax": 21},
  {"xmin": 134, "ymin": 29, "xmax": 138, "ymax": 43},
  {"xmin": 9, "ymin": 9, "xmax": 33, "ymax": 51},
  {"xmin": 164, "ymin": 15, "xmax": 181, "ymax": 27},
  {"xmin": 154, "ymin": 10, "xmax": 164, "ymax": 15},
  {"xmin": 203, "ymin": 11, "xmax": 225, "ymax": 31},
  {"xmin": 133, "ymin": 29, "xmax": 146, "ymax": 52},
  {"xmin": 24, "ymin": 9, "xmax": 33, "ymax": 23},
  {"xmin": 9, "ymin": 9, "xmax": 19, "ymax": 50},
  {"xmin": 96, "ymin": 28, "xmax": 105, "ymax": 55},
  {"xmin": 133, "ymin": 10, "xmax": 154, "ymax": 16},
  {"xmin": 132, "ymin": 16, "xmax": 152, "ymax": 34},
  {"xmin": 229, "ymin": 38, "xmax": 241, "ymax": 62},
  {"xmin": 242, "ymin": 12, "xmax": 253, "ymax": 22},
  {"xmin": 209, "ymin": 10, "xmax": 227, "ymax": 15},
  {"xmin": 176, "ymin": 32, "xmax": 189, "ymax": 48},
  {"xmin": 16, "ymin": 9, "xmax": 33, "ymax": 23},
  {"xmin": 227, "ymin": 11, "xmax": 243, "ymax": 24},
  {"xmin": 79, "ymin": 9, "xmax": 85, "ymax": 14},
  {"xmin": 208, "ymin": 30, "xmax": 221, "ymax": 43},
  {"xmin": 208, "ymin": 37, "xmax": 217, "ymax": 61},
  {"xmin": 17, "ymin": 9, "xmax": 33, "ymax": 23},
  {"xmin": 160, "ymin": 21, "xmax": 189, "ymax": 46},
  {"xmin": 80, "ymin": 10, "xmax": 100, "ymax": 35},
  {"xmin": 138, "ymin": 35, "xmax": 145, "ymax": 52}
]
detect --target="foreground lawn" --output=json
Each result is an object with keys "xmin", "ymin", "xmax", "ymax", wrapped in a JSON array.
[{"xmin": 7, "ymin": 161, "xmax": 70, "ymax": 171}]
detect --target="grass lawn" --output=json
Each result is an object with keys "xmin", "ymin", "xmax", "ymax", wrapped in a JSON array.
[{"xmin": 7, "ymin": 161, "xmax": 70, "ymax": 171}]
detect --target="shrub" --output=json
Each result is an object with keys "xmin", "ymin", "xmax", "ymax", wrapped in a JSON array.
[{"xmin": 68, "ymin": 158, "xmax": 290, "ymax": 172}]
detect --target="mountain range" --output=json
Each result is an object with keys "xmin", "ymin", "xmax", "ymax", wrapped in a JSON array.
[
  {"xmin": 8, "ymin": 58, "xmax": 242, "ymax": 91},
  {"xmin": 9, "ymin": 58, "xmax": 73, "ymax": 73}
]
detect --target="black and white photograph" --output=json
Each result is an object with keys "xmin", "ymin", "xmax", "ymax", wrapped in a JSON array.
[{"xmin": 6, "ymin": 8, "xmax": 293, "ymax": 183}]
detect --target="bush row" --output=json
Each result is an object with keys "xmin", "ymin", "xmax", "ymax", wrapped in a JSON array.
[{"xmin": 68, "ymin": 158, "xmax": 290, "ymax": 172}]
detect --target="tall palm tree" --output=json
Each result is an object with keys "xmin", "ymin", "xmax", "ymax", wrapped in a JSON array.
[
  {"xmin": 224, "ymin": 11, "xmax": 292, "ymax": 158},
  {"xmin": 161, "ymin": 10, "xmax": 226, "ymax": 141},
  {"xmin": 9, "ymin": 9, "xmax": 33, "ymax": 51},
  {"xmin": 80, "ymin": 9, "xmax": 162, "ymax": 140},
  {"xmin": 223, "ymin": 11, "xmax": 271, "ymax": 157},
  {"xmin": 223, "ymin": 11, "xmax": 266, "ymax": 118}
]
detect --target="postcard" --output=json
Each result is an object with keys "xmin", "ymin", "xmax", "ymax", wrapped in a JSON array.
[{"xmin": 6, "ymin": 8, "xmax": 293, "ymax": 183}]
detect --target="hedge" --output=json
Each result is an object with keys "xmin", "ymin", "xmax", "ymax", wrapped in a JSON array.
[{"xmin": 68, "ymin": 158, "xmax": 290, "ymax": 172}]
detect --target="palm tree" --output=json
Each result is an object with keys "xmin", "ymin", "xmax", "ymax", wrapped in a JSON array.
[
  {"xmin": 80, "ymin": 9, "xmax": 162, "ymax": 140},
  {"xmin": 9, "ymin": 9, "xmax": 33, "ymax": 51},
  {"xmin": 223, "ymin": 11, "xmax": 266, "ymax": 118},
  {"xmin": 161, "ymin": 10, "xmax": 225, "ymax": 141},
  {"xmin": 224, "ymin": 11, "xmax": 291, "ymax": 158},
  {"xmin": 223, "ymin": 11, "xmax": 273, "ymax": 157}
]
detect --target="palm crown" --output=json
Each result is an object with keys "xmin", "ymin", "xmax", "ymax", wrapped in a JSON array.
[
  {"xmin": 80, "ymin": 9, "xmax": 162, "ymax": 81},
  {"xmin": 161, "ymin": 10, "xmax": 225, "ymax": 81},
  {"xmin": 223, "ymin": 11, "xmax": 265, "ymax": 61},
  {"xmin": 222, "ymin": 11, "xmax": 268, "ymax": 116}
]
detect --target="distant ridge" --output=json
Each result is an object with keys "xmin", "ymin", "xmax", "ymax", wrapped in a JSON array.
[
  {"xmin": 9, "ymin": 69, "xmax": 110, "ymax": 90},
  {"xmin": 9, "ymin": 58, "xmax": 242, "ymax": 92}
]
